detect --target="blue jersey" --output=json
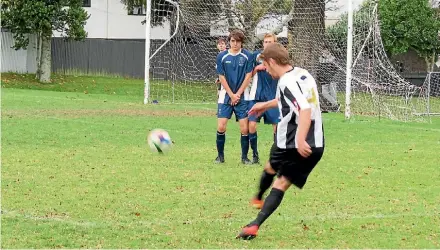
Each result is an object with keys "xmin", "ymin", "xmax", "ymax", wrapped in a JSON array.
[
  {"xmin": 249, "ymin": 50, "xmax": 278, "ymax": 101},
  {"xmin": 216, "ymin": 49, "xmax": 253, "ymax": 104}
]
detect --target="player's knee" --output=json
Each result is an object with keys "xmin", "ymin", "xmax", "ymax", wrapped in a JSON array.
[
  {"xmin": 239, "ymin": 124, "xmax": 248, "ymax": 135},
  {"xmin": 249, "ymin": 122, "xmax": 257, "ymax": 133},
  {"xmin": 218, "ymin": 126, "xmax": 226, "ymax": 133},
  {"xmin": 238, "ymin": 119, "xmax": 248, "ymax": 134},
  {"xmin": 264, "ymin": 162, "xmax": 276, "ymax": 175},
  {"xmin": 272, "ymin": 176, "xmax": 291, "ymax": 191},
  {"xmin": 217, "ymin": 121, "xmax": 227, "ymax": 133}
]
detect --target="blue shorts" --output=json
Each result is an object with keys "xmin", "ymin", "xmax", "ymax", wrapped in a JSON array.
[
  {"xmin": 248, "ymin": 100, "xmax": 280, "ymax": 124},
  {"xmin": 218, "ymin": 100, "xmax": 248, "ymax": 120}
]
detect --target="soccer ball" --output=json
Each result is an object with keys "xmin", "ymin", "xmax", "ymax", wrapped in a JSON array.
[{"xmin": 147, "ymin": 129, "xmax": 172, "ymax": 153}]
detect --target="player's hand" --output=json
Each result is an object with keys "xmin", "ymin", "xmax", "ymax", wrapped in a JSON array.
[
  {"xmin": 297, "ymin": 141, "xmax": 312, "ymax": 158},
  {"xmin": 255, "ymin": 64, "xmax": 266, "ymax": 71},
  {"xmin": 231, "ymin": 94, "xmax": 240, "ymax": 106},
  {"xmin": 248, "ymin": 102, "xmax": 266, "ymax": 117}
]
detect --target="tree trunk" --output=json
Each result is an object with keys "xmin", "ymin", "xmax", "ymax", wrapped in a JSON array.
[
  {"xmin": 430, "ymin": 50, "xmax": 436, "ymax": 72},
  {"xmin": 35, "ymin": 32, "xmax": 42, "ymax": 79},
  {"xmin": 287, "ymin": 0, "xmax": 325, "ymax": 79},
  {"xmin": 39, "ymin": 34, "xmax": 52, "ymax": 83},
  {"xmin": 425, "ymin": 51, "xmax": 436, "ymax": 72}
]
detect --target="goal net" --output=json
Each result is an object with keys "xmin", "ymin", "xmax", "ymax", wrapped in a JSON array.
[
  {"xmin": 417, "ymin": 72, "xmax": 440, "ymax": 116},
  {"xmin": 146, "ymin": 0, "xmax": 428, "ymax": 121}
]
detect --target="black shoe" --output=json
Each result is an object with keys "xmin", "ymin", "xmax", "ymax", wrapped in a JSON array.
[
  {"xmin": 252, "ymin": 155, "xmax": 260, "ymax": 164},
  {"xmin": 215, "ymin": 156, "xmax": 225, "ymax": 164},
  {"xmin": 242, "ymin": 158, "xmax": 252, "ymax": 165}
]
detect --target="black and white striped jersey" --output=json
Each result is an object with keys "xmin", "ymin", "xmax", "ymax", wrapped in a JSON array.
[{"xmin": 275, "ymin": 67, "xmax": 324, "ymax": 149}]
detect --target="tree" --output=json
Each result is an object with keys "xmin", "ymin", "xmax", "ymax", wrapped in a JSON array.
[
  {"xmin": 325, "ymin": 0, "xmax": 373, "ymax": 57},
  {"xmin": 379, "ymin": 0, "xmax": 440, "ymax": 72},
  {"xmin": 1, "ymin": 0, "xmax": 89, "ymax": 83}
]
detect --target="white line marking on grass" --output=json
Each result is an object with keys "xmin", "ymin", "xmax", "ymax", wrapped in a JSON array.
[
  {"xmin": 3, "ymin": 209, "xmax": 437, "ymax": 229},
  {"xmin": 1, "ymin": 210, "xmax": 97, "ymax": 228},
  {"xmin": 5, "ymin": 92, "xmax": 218, "ymax": 107},
  {"xmin": 380, "ymin": 123, "xmax": 440, "ymax": 132},
  {"xmin": 23, "ymin": 116, "xmax": 215, "ymax": 136}
]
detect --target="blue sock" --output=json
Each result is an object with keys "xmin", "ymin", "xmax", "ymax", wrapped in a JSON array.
[
  {"xmin": 249, "ymin": 132, "xmax": 258, "ymax": 157},
  {"xmin": 241, "ymin": 134, "xmax": 249, "ymax": 159},
  {"xmin": 216, "ymin": 131, "xmax": 225, "ymax": 157}
]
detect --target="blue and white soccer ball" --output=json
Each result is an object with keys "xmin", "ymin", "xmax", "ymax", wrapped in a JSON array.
[{"xmin": 147, "ymin": 129, "xmax": 172, "ymax": 153}]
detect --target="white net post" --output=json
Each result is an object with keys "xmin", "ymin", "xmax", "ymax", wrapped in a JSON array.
[
  {"xmin": 428, "ymin": 72, "xmax": 431, "ymax": 115},
  {"xmin": 143, "ymin": 0, "xmax": 152, "ymax": 104},
  {"xmin": 345, "ymin": 0, "xmax": 353, "ymax": 119},
  {"xmin": 418, "ymin": 72, "xmax": 440, "ymax": 117}
]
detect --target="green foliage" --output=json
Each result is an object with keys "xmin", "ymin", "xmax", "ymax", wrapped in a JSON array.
[
  {"xmin": 1, "ymin": 0, "xmax": 89, "ymax": 50},
  {"xmin": 325, "ymin": 0, "xmax": 373, "ymax": 55},
  {"xmin": 379, "ymin": 0, "xmax": 440, "ymax": 65}
]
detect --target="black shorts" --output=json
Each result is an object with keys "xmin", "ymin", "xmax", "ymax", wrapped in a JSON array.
[{"xmin": 269, "ymin": 143, "xmax": 324, "ymax": 189}]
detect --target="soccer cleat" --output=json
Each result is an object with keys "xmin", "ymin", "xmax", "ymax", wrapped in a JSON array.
[
  {"xmin": 250, "ymin": 198, "xmax": 264, "ymax": 209},
  {"xmin": 251, "ymin": 155, "xmax": 260, "ymax": 164},
  {"xmin": 236, "ymin": 224, "xmax": 259, "ymax": 240},
  {"xmin": 215, "ymin": 156, "xmax": 225, "ymax": 164},
  {"xmin": 242, "ymin": 158, "xmax": 252, "ymax": 165}
]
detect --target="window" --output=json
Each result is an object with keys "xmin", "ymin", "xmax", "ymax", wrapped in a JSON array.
[
  {"xmin": 128, "ymin": 5, "xmax": 146, "ymax": 15},
  {"xmin": 83, "ymin": 0, "xmax": 91, "ymax": 7}
]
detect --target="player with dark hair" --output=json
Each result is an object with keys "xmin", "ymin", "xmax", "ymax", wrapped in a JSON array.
[
  {"xmin": 215, "ymin": 37, "xmax": 227, "ymax": 97},
  {"xmin": 215, "ymin": 29, "xmax": 253, "ymax": 165},
  {"xmin": 236, "ymin": 42, "xmax": 325, "ymax": 240}
]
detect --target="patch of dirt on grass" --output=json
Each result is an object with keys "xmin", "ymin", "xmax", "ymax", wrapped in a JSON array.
[{"xmin": 3, "ymin": 108, "xmax": 216, "ymax": 118}]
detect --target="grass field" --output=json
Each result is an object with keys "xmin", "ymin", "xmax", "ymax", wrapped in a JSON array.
[{"xmin": 2, "ymin": 74, "xmax": 440, "ymax": 248}]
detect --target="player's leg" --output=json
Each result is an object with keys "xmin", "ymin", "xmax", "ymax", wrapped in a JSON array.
[
  {"xmin": 215, "ymin": 104, "xmax": 233, "ymax": 163},
  {"xmin": 248, "ymin": 101, "xmax": 261, "ymax": 164},
  {"xmin": 238, "ymin": 176, "xmax": 291, "ymax": 240},
  {"xmin": 248, "ymin": 175, "xmax": 292, "ymax": 225},
  {"xmin": 251, "ymin": 149, "xmax": 276, "ymax": 209},
  {"xmin": 235, "ymin": 101, "xmax": 251, "ymax": 165},
  {"xmin": 237, "ymin": 147, "xmax": 325, "ymax": 240}
]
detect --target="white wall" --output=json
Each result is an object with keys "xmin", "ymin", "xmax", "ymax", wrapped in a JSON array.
[
  {"xmin": 1, "ymin": 32, "xmax": 37, "ymax": 73},
  {"xmin": 53, "ymin": 0, "xmax": 170, "ymax": 40}
]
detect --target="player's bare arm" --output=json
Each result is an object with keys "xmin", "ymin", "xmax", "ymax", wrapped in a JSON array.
[
  {"xmin": 248, "ymin": 98, "xmax": 277, "ymax": 116},
  {"xmin": 219, "ymin": 75, "xmax": 239, "ymax": 105},
  {"xmin": 296, "ymin": 108, "xmax": 312, "ymax": 158},
  {"xmin": 236, "ymin": 72, "xmax": 253, "ymax": 100}
]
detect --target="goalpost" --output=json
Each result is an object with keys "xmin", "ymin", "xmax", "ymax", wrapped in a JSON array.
[
  {"xmin": 143, "ymin": 0, "xmax": 430, "ymax": 121},
  {"xmin": 416, "ymin": 71, "xmax": 440, "ymax": 117}
]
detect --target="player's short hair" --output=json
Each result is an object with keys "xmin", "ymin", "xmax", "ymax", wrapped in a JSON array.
[
  {"xmin": 217, "ymin": 37, "xmax": 227, "ymax": 45},
  {"xmin": 228, "ymin": 29, "xmax": 245, "ymax": 43},
  {"xmin": 263, "ymin": 33, "xmax": 277, "ymax": 42},
  {"xmin": 259, "ymin": 43, "xmax": 290, "ymax": 66}
]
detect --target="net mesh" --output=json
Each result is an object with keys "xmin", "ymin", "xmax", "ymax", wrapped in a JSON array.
[{"xmin": 147, "ymin": 0, "xmax": 429, "ymax": 121}]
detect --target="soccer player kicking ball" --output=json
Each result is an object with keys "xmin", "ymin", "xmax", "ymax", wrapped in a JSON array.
[
  {"xmin": 236, "ymin": 42, "xmax": 325, "ymax": 240},
  {"xmin": 248, "ymin": 33, "xmax": 280, "ymax": 165},
  {"xmin": 215, "ymin": 29, "xmax": 253, "ymax": 165}
]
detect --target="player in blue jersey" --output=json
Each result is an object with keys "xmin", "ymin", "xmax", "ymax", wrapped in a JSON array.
[
  {"xmin": 215, "ymin": 29, "xmax": 253, "ymax": 165},
  {"xmin": 248, "ymin": 33, "xmax": 280, "ymax": 166},
  {"xmin": 215, "ymin": 37, "xmax": 227, "ymax": 97}
]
